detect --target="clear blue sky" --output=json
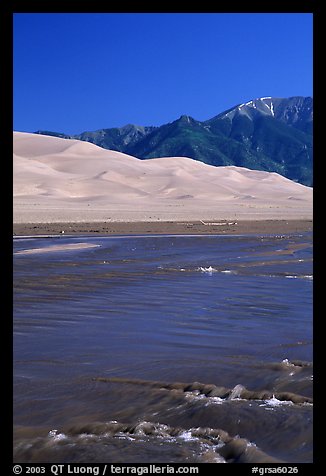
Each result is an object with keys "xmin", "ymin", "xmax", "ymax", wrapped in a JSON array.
[{"xmin": 13, "ymin": 13, "xmax": 313, "ymax": 135}]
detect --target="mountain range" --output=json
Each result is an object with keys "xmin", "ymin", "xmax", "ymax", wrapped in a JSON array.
[{"xmin": 35, "ymin": 96, "xmax": 313, "ymax": 186}]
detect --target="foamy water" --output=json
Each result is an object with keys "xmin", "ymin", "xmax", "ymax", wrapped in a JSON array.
[{"xmin": 13, "ymin": 232, "xmax": 313, "ymax": 463}]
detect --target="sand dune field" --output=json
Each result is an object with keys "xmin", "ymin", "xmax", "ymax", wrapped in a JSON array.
[{"xmin": 13, "ymin": 132, "xmax": 313, "ymax": 223}]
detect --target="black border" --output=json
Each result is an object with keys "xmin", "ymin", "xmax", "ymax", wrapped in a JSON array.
[{"xmin": 5, "ymin": 1, "xmax": 319, "ymax": 472}]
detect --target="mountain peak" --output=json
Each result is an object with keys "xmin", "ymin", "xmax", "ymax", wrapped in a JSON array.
[
  {"xmin": 235, "ymin": 97, "xmax": 278, "ymax": 118},
  {"xmin": 33, "ymin": 96, "xmax": 313, "ymax": 186},
  {"xmin": 178, "ymin": 114, "xmax": 195, "ymax": 123},
  {"xmin": 215, "ymin": 96, "xmax": 312, "ymax": 129}
]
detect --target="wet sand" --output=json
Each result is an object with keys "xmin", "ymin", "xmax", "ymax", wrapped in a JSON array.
[
  {"xmin": 13, "ymin": 219, "xmax": 313, "ymax": 237},
  {"xmin": 14, "ymin": 242, "xmax": 101, "ymax": 255}
]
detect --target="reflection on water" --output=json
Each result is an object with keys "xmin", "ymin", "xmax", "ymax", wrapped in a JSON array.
[{"xmin": 13, "ymin": 233, "xmax": 313, "ymax": 463}]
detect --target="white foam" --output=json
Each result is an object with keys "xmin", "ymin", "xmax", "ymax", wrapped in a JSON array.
[
  {"xmin": 260, "ymin": 396, "xmax": 294, "ymax": 407},
  {"xmin": 20, "ymin": 420, "xmax": 270, "ymax": 464},
  {"xmin": 185, "ymin": 392, "xmax": 224, "ymax": 405},
  {"xmin": 48, "ymin": 429, "xmax": 67, "ymax": 441},
  {"xmin": 282, "ymin": 358, "xmax": 295, "ymax": 367},
  {"xmin": 206, "ymin": 397, "xmax": 225, "ymax": 405},
  {"xmin": 178, "ymin": 430, "xmax": 198, "ymax": 442},
  {"xmin": 198, "ymin": 266, "xmax": 217, "ymax": 274},
  {"xmin": 198, "ymin": 443, "xmax": 227, "ymax": 463},
  {"xmin": 285, "ymin": 274, "xmax": 313, "ymax": 280},
  {"xmin": 116, "ymin": 434, "xmax": 136, "ymax": 441}
]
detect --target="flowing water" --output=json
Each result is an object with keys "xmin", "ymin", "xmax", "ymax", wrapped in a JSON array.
[{"xmin": 13, "ymin": 233, "xmax": 313, "ymax": 463}]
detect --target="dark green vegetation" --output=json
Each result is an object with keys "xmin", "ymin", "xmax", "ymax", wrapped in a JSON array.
[{"xmin": 35, "ymin": 96, "xmax": 313, "ymax": 185}]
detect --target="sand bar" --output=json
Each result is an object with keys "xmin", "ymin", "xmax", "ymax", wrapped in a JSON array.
[
  {"xmin": 13, "ymin": 220, "xmax": 313, "ymax": 237},
  {"xmin": 14, "ymin": 242, "xmax": 101, "ymax": 254}
]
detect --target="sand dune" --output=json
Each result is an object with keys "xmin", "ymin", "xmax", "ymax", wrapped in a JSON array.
[{"xmin": 13, "ymin": 132, "xmax": 313, "ymax": 223}]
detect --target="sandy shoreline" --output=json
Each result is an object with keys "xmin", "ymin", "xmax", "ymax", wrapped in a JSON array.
[
  {"xmin": 13, "ymin": 133, "xmax": 313, "ymax": 236},
  {"xmin": 13, "ymin": 219, "xmax": 313, "ymax": 237}
]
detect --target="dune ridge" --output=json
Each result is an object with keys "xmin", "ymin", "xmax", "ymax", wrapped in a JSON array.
[{"xmin": 13, "ymin": 132, "xmax": 312, "ymax": 223}]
